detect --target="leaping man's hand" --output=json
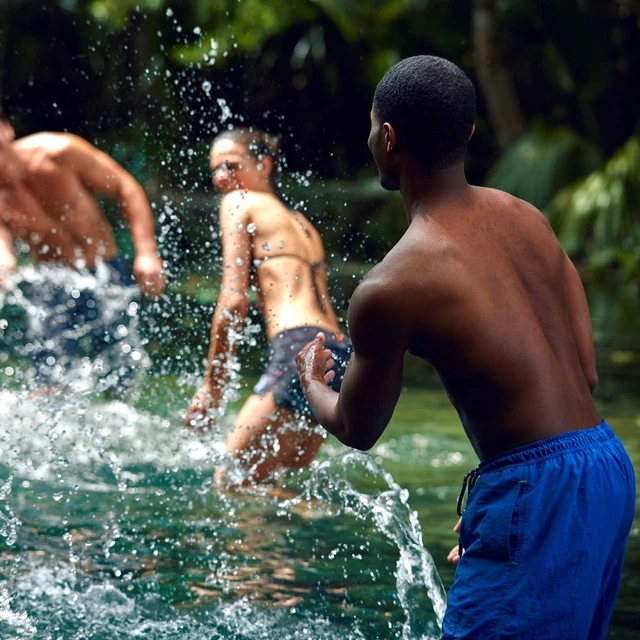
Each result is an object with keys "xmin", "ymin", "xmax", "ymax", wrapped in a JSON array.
[{"xmin": 133, "ymin": 252, "xmax": 165, "ymax": 298}]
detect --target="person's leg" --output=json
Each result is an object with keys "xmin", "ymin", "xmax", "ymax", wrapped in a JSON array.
[{"xmin": 221, "ymin": 392, "xmax": 325, "ymax": 484}]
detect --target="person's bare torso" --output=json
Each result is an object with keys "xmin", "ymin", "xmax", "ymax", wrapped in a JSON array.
[
  {"xmin": 372, "ymin": 186, "xmax": 600, "ymax": 460},
  {"xmin": 7, "ymin": 133, "xmax": 118, "ymax": 267},
  {"xmin": 242, "ymin": 191, "xmax": 339, "ymax": 340}
]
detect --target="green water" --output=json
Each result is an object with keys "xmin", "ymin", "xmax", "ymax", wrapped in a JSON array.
[{"xmin": 0, "ymin": 279, "xmax": 638, "ymax": 638}]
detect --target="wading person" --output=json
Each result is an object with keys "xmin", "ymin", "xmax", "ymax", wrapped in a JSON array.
[
  {"xmin": 0, "ymin": 111, "xmax": 165, "ymax": 388},
  {"xmin": 185, "ymin": 127, "xmax": 350, "ymax": 484},
  {"xmin": 296, "ymin": 56, "xmax": 635, "ymax": 639}
]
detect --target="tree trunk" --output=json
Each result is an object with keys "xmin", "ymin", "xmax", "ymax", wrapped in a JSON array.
[{"xmin": 472, "ymin": 0, "xmax": 526, "ymax": 151}]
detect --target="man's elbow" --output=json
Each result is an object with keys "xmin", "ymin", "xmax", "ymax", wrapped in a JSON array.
[
  {"xmin": 118, "ymin": 176, "xmax": 147, "ymax": 205},
  {"xmin": 337, "ymin": 421, "xmax": 382, "ymax": 452},
  {"xmin": 340, "ymin": 434, "xmax": 374, "ymax": 451}
]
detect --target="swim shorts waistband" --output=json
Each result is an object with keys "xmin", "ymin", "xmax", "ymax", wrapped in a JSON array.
[{"xmin": 478, "ymin": 419, "xmax": 613, "ymax": 474}]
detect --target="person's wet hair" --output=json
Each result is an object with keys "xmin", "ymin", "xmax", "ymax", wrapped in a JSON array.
[
  {"xmin": 373, "ymin": 55, "xmax": 476, "ymax": 169},
  {"xmin": 213, "ymin": 127, "xmax": 281, "ymax": 189}
]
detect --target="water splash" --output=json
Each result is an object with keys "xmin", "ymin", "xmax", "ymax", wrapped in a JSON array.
[
  {"xmin": 216, "ymin": 98, "xmax": 233, "ymax": 124},
  {"xmin": 279, "ymin": 452, "xmax": 447, "ymax": 638},
  {"xmin": 0, "ymin": 477, "xmax": 21, "ymax": 547},
  {"xmin": 1, "ymin": 262, "xmax": 148, "ymax": 396},
  {"xmin": 0, "ymin": 243, "xmax": 446, "ymax": 639},
  {"xmin": 0, "ymin": 372, "xmax": 449, "ymax": 639},
  {"xmin": 0, "ymin": 585, "xmax": 38, "ymax": 639}
]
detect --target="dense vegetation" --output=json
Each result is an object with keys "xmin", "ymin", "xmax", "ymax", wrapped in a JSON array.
[{"xmin": 2, "ymin": 0, "xmax": 639, "ymax": 281}]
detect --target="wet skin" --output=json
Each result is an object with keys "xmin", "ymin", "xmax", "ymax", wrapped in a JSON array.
[
  {"xmin": 0, "ymin": 127, "xmax": 164, "ymax": 295},
  {"xmin": 185, "ymin": 139, "xmax": 342, "ymax": 483},
  {"xmin": 297, "ymin": 108, "xmax": 600, "ymax": 463}
]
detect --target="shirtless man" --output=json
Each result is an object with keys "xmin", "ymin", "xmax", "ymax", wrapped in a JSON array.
[
  {"xmin": 0, "ymin": 111, "xmax": 164, "ymax": 385},
  {"xmin": 297, "ymin": 56, "xmax": 635, "ymax": 638}
]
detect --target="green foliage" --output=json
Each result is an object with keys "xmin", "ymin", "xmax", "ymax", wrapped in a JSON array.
[
  {"xmin": 4, "ymin": 0, "xmax": 640, "ymax": 283},
  {"xmin": 486, "ymin": 125, "xmax": 602, "ymax": 210},
  {"xmin": 88, "ymin": 0, "xmax": 166, "ymax": 26},
  {"xmin": 547, "ymin": 134, "xmax": 640, "ymax": 278}
]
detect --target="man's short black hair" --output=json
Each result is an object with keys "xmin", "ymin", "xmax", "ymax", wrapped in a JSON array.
[{"xmin": 373, "ymin": 55, "xmax": 476, "ymax": 169}]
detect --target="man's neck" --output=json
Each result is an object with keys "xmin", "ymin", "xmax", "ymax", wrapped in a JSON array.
[{"xmin": 399, "ymin": 162, "xmax": 470, "ymax": 223}]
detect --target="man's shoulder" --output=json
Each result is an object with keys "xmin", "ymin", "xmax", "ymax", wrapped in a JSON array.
[
  {"xmin": 15, "ymin": 132, "xmax": 74, "ymax": 153},
  {"xmin": 355, "ymin": 229, "xmax": 463, "ymax": 314},
  {"xmin": 348, "ymin": 270, "xmax": 402, "ymax": 340},
  {"xmin": 351, "ymin": 252, "xmax": 422, "ymax": 311},
  {"xmin": 481, "ymin": 185, "xmax": 551, "ymax": 226},
  {"xmin": 389, "ymin": 223, "xmax": 461, "ymax": 280},
  {"xmin": 14, "ymin": 132, "xmax": 95, "ymax": 167}
]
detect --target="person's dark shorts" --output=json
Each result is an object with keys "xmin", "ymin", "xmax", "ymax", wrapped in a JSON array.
[
  {"xmin": 442, "ymin": 419, "xmax": 636, "ymax": 640},
  {"xmin": 253, "ymin": 326, "xmax": 352, "ymax": 417},
  {"xmin": 24, "ymin": 256, "xmax": 139, "ymax": 384}
]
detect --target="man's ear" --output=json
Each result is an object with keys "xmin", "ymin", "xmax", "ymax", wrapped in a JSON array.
[
  {"xmin": 469, "ymin": 123, "xmax": 476, "ymax": 140},
  {"xmin": 383, "ymin": 122, "xmax": 397, "ymax": 153}
]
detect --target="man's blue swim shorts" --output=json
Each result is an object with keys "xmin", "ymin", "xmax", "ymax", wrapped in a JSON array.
[{"xmin": 442, "ymin": 419, "xmax": 635, "ymax": 639}]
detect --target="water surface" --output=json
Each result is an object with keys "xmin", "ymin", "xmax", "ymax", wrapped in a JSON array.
[{"xmin": 0, "ymin": 274, "xmax": 638, "ymax": 639}]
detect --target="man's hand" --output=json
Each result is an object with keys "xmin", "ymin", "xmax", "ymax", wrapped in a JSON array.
[
  {"xmin": 447, "ymin": 516, "xmax": 464, "ymax": 565},
  {"xmin": 296, "ymin": 332, "xmax": 336, "ymax": 393},
  {"xmin": 185, "ymin": 385, "xmax": 220, "ymax": 432},
  {"xmin": 133, "ymin": 252, "xmax": 165, "ymax": 297}
]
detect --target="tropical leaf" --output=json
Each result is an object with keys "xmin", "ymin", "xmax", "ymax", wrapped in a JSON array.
[
  {"xmin": 546, "ymin": 133, "xmax": 640, "ymax": 274},
  {"xmin": 485, "ymin": 124, "xmax": 602, "ymax": 209}
]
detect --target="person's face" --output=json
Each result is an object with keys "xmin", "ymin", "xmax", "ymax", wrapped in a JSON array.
[
  {"xmin": 209, "ymin": 139, "xmax": 271, "ymax": 194},
  {"xmin": 367, "ymin": 107, "xmax": 399, "ymax": 191}
]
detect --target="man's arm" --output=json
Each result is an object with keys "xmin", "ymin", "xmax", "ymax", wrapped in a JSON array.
[
  {"xmin": 185, "ymin": 192, "xmax": 252, "ymax": 428},
  {"xmin": 298, "ymin": 277, "xmax": 407, "ymax": 450},
  {"xmin": 564, "ymin": 254, "xmax": 598, "ymax": 392},
  {"xmin": 60, "ymin": 135, "xmax": 164, "ymax": 296}
]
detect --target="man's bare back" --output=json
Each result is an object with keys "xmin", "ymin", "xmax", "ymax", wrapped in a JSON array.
[
  {"xmin": 10, "ymin": 133, "xmax": 120, "ymax": 265},
  {"xmin": 360, "ymin": 185, "xmax": 600, "ymax": 459}
]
